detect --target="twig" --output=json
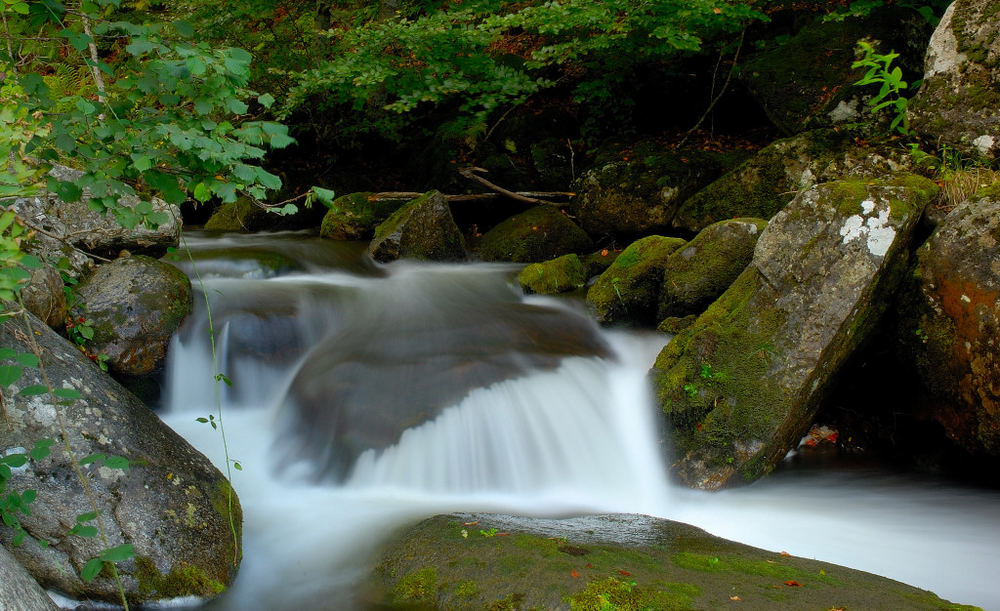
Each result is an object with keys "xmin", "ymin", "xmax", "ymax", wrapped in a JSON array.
[
  {"xmin": 16, "ymin": 218, "xmax": 113, "ymax": 263},
  {"xmin": 1, "ymin": 387, "xmax": 9, "ymax": 431},
  {"xmin": 367, "ymin": 190, "xmax": 574, "ymax": 203},
  {"xmin": 458, "ymin": 166, "xmax": 562, "ymax": 206},
  {"xmin": 678, "ymin": 29, "xmax": 746, "ymax": 149}
]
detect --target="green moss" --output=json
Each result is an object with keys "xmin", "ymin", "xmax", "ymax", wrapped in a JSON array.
[
  {"xmin": 671, "ymin": 552, "xmax": 837, "ymax": 585},
  {"xmin": 204, "ymin": 199, "xmax": 264, "ymax": 232},
  {"xmin": 135, "ymin": 556, "xmax": 226, "ymax": 598},
  {"xmin": 454, "ymin": 580, "xmax": 479, "ymax": 598},
  {"xmin": 566, "ymin": 577, "xmax": 701, "ymax": 611},
  {"xmin": 394, "ymin": 566, "xmax": 438, "ymax": 601},
  {"xmin": 587, "ymin": 236, "xmax": 686, "ymax": 325},
  {"xmin": 321, "ymin": 192, "xmax": 410, "ymax": 241},
  {"xmin": 974, "ymin": 179, "xmax": 1000, "ymax": 201},
  {"xmin": 477, "ymin": 205, "xmax": 593, "ymax": 263},
  {"xmin": 517, "ymin": 254, "xmax": 587, "ymax": 295},
  {"xmin": 210, "ymin": 480, "xmax": 243, "ymax": 564}
]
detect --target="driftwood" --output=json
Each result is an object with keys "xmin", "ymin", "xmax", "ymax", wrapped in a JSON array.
[{"xmin": 367, "ymin": 167, "xmax": 574, "ymax": 206}]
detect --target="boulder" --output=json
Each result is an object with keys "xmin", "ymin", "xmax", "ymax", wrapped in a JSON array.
[
  {"xmin": 0, "ymin": 311, "xmax": 240, "ymax": 604},
  {"xmin": 71, "ymin": 255, "xmax": 192, "ymax": 377},
  {"xmin": 319, "ymin": 192, "xmax": 411, "ymax": 241},
  {"xmin": 203, "ymin": 198, "xmax": 267, "ymax": 232},
  {"xmin": 517, "ymin": 254, "xmax": 587, "ymax": 295},
  {"xmin": 671, "ymin": 129, "xmax": 912, "ymax": 233},
  {"xmin": 569, "ymin": 145, "xmax": 744, "ymax": 239},
  {"xmin": 741, "ymin": 9, "xmax": 931, "ymax": 135},
  {"xmin": 909, "ymin": 0, "xmax": 1000, "ymax": 162},
  {"xmin": 368, "ymin": 191, "xmax": 466, "ymax": 262},
  {"xmin": 363, "ymin": 513, "xmax": 968, "ymax": 609},
  {"xmin": 587, "ymin": 236, "xmax": 687, "ymax": 326},
  {"xmin": 650, "ymin": 176, "xmax": 936, "ymax": 489},
  {"xmin": 21, "ymin": 264, "xmax": 67, "ymax": 330},
  {"xmin": 475, "ymin": 205, "xmax": 592, "ymax": 263},
  {"xmin": 657, "ymin": 218, "xmax": 768, "ymax": 321},
  {"xmin": 580, "ymin": 247, "xmax": 619, "ymax": 277},
  {"xmin": 9, "ymin": 164, "xmax": 179, "ymax": 258},
  {"xmin": 0, "ymin": 546, "xmax": 58, "ymax": 611},
  {"xmin": 895, "ymin": 190, "xmax": 1000, "ymax": 455}
]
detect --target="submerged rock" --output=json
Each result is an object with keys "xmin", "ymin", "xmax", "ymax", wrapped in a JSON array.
[
  {"xmin": 475, "ymin": 205, "xmax": 593, "ymax": 263},
  {"xmin": 72, "ymin": 255, "xmax": 192, "ymax": 378},
  {"xmin": 320, "ymin": 192, "xmax": 411, "ymax": 241},
  {"xmin": 517, "ymin": 254, "xmax": 587, "ymax": 295},
  {"xmin": 896, "ymin": 191, "xmax": 1000, "ymax": 455},
  {"xmin": 368, "ymin": 190, "xmax": 466, "ymax": 262},
  {"xmin": 909, "ymin": 0, "xmax": 1000, "ymax": 162},
  {"xmin": 651, "ymin": 176, "xmax": 936, "ymax": 489},
  {"xmin": 657, "ymin": 218, "xmax": 767, "ymax": 321},
  {"xmin": 0, "ymin": 312, "xmax": 241, "ymax": 604},
  {"xmin": 587, "ymin": 235, "xmax": 686, "ymax": 326},
  {"xmin": 671, "ymin": 129, "xmax": 911, "ymax": 233},
  {"xmin": 363, "ymin": 513, "xmax": 972, "ymax": 609}
]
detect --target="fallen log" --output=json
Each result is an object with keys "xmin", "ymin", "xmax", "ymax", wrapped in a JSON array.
[{"xmin": 367, "ymin": 167, "xmax": 574, "ymax": 206}]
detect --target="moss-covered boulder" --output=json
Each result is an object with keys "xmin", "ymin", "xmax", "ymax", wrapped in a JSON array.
[
  {"xmin": 363, "ymin": 513, "xmax": 973, "ymax": 610},
  {"xmin": 569, "ymin": 144, "xmax": 746, "ymax": 240},
  {"xmin": 319, "ymin": 192, "xmax": 411, "ymax": 241},
  {"xmin": 580, "ymin": 247, "xmax": 620, "ymax": 277},
  {"xmin": 658, "ymin": 218, "xmax": 768, "ymax": 321},
  {"xmin": 475, "ymin": 205, "xmax": 593, "ymax": 263},
  {"xmin": 203, "ymin": 198, "xmax": 268, "ymax": 232},
  {"xmin": 368, "ymin": 190, "xmax": 466, "ymax": 262},
  {"xmin": 651, "ymin": 176, "xmax": 937, "ymax": 489},
  {"xmin": 671, "ymin": 129, "xmax": 912, "ymax": 233},
  {"xmin": 0, "ymin": 311, "xmax": 240, "ymax": 605},
  {"xmin": 587, "ymin": 236, "xmax": 687, "ymax": 326},
  {"xmin": 895, "ymin": 191, "xmax": 1000, "ymax": 455},
  {"xmin": 909, "ymin": 0, "xmax": 1000, "ymax": 162},
  {"xmin": 71, "ymin": 255, "xmax": 192, "ymax": 377},
  {"xmin": 741, "ymin": 9, "xmax": 931, "ymax": 135},
  {"xmin": 517, "ymin": 254, "xmax": 587, "ymax": 295}
]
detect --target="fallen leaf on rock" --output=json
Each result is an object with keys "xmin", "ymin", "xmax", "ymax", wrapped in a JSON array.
[
  {"xmin": 784, "ymin": 580, "xmax": 802, "ymax": 587},
  {"xmin": 779, "ymin": 551, "xmax": 791, "ymax": 557},
  {"xmin": 729, "ymin": 595, "xmax": 740, "ymax": 601},
  {"xmin": 618, "ymin": 570, "xmax": 631, "ymax": 576},
  {"xmin": 463, "ymin": 521, "xmax": 479, "ymax": 526},
  {"xmin": 571, "ymin": 569, "xmax": 580, "ymax": 578}
]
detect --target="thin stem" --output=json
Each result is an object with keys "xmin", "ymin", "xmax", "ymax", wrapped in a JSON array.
[
  {"xmin": 679, "ymin": 28, "xmax": 745, "ymax": 149},
  {"xmin": 180, "ymin": 231, "xmax": 239, "ymax": 566}
]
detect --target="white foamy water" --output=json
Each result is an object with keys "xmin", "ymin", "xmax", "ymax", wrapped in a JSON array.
[{"xmin": 157, "ymin": 236, "xmax": 1000, "ymax": 610}]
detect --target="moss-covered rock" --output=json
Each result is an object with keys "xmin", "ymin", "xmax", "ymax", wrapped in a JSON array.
[
  {"xmin": 368, "ymin": 190, "xmax": 466, "ymax": 262},
  {"xmin": 741, "ymin": 8, "xmax": 931, "ymax": 135},
  {"xmin": 587, "ymin": 236, "xmax": 686, "ymax": 326},
  {"xmin": 569, "ymin": 144, "xmax": 747, "ymax": 240},
  {"xmin": 658, "ymin": 218, "xmax": 768, "ymax": 321},
  {"xmin": 363, "ymin": 513, "xmax": 974, "ymax": 610},
  {"xmin": 517, "ymin": 254, "xmax": 587, "ymax": 295},
  {"xmin": 319, "ymin": 192, "xmax": 411, "ymax": 241},
  {"xmin": 72, "ymin": 254, "xmax": 192, "ymax": 378},
  {"xmin": 203, "ymin": 198, "xmax": 268, "ymax": 232},
  {"xmin": 651, "ymin": 176, "xmax": 937, "ymax": 489},
  {"xmin": 908, "ymin": 0, "xmax": 1000, "ymax": 162},
  {"xmin": 476, "ymin": 205, "xmax": 593, "ymax": 263},
  {"xmin": 580, "ymin": 247, "xmax": 619, "ymax": 277},
  {"xmin": 895, "ymin": 191, "xmax": 1000, "ymax": 455},
  {"xmin": 672, "ymin": 129, "xmax": 913, "ymax": 233}
]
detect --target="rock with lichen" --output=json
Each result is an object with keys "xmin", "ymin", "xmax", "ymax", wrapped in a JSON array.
[
  {"xmin": 651, "ymin": 176, "xmax": 937, "ymax": 489},
  {"xmin": 657, "ymin": 218, "xmax": 768, "ymax": 321},
  {"xmin": 0, "ymin": 311, "xmax": 240, "ymax": 604},
  {"xmin": 671, "ymin": 129, "xmax": 912, "ymax": 233},
  {"xmin": 475, "ymin": 205, "xmax": 592, "ymax": 263},
  {"xmin": 368, "ymin": 190, "xmax": 466, "ymax": 262},
  {"xmin": 908, "ymin": 0, "xmax": 1000, "ymax": 162},
  {"xmin": 587, "ymin": 236, "xmax": 687, "ymax": 326},
  {"xmin": 895, "ymin": 188, "xmax": 1000, "ymax": 455},
  {"xmin": 71, "ymin": 255, "xmax": 192, "ymax": 378}
]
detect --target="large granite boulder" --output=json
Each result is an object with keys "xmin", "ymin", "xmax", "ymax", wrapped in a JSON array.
[
  {"xmin": 568, "ymin": 145, "xmax": 745, "ymax": 240},
  {"xmin": 363, "ymin": 513, "xmax": 969, "ymax": 609},
  {"xmin": 71, "ymin": 255, "xmax": 192, "ymax": 377},
  {"xmin": 320, "ymin": 192, "xmax": 411, "ymax": 241},
  {"xmin": 0, "ymin": 312, "xmax": 240, "ymax": 604},
  {"xmin": 475, "ymin": 205, "xmax": 592, "ymax": 263},
  {"xmin": 909, "ymin": 0, "xmax": 1000, "ymax": 162},
  {"xmin": 368, "ymin": 190, "xmax": 466, "ymax": 262},
  {"xmin": 587, "ymin": 236, "xmax": 687, "ymax": 326},
  {"xmin": 671, "ymin": 129, "xmax": 911, "ymax": 233},
  {"xmin": 9, "ymin": 164, "xmax": 179, "ymax": 259},
  {"xmin": 896, "ymin": 190, "xmax": 1000, "ymax": 455},
  {"xmin": 651, "ymin": 176, "xmax": 937, "ymax": 489},
  {"xmin": 0, "ymin": 547, "xmax": 58, "ymax": 611},
  {"xmin": 657, "ymin": 218, "xmax": 768, "ymax": 321}
]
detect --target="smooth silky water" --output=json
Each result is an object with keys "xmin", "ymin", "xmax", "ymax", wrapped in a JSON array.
[{"xmin": 157, "ymin": 232, "xmax": 1000, "ymax": 610}]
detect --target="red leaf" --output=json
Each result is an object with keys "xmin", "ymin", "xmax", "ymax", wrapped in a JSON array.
[
  {"xmin": 779, "ymin": 551, "xmax": 791, "ymax": 558},
  {"xmin": 571, "ymin": 569, "xmax": 580, "ymax": 578},
  {"xmin": 784, "ymin": 580, "xmax": 802, "ymax": 587},
  {"xmin": 618, "ymin": 570, "xmax": 631, "ymax": 576}
]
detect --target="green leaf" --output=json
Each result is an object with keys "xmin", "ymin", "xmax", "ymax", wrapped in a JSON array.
[
  {"xmin": 77, "ymin": 511, "xmax": 100, "ymax": 523},
  {"xmin": 126, "ymin": 39, "xmax": 156, "ymax": 56},
  {"xmin": 185, "ymin": 56, "xmax": 206, "ymax": 76},
  {"xmin": 131, "ymin": 154, "xmax": 152, "ymax": 172},
  {"xmin": 59, "ymin": 29, "xmax": 92, "ymax": 51},
  {"xmin": 75, "ymin": 99, "xmax": 97, "ymax": 116},
  {"xmin": 28, "ymin": 440, "xmax": 52, "ymax": 461},
  {"xmin": 193, "ymin": 182, "xmax": 212, "ymax": 203},
  {"xmin": 17, "ymin": 385, "xmax": 48, "ymax": 396},
  {"xmin": 72, "ymin": 525, "xmax": 98, "ymax": 538},
  {"xmin": 78, "ymin": 325, "xmax": 94, "ymax": 340},
  {"xmin": 233, "ymin": 461, "xmax": 243, "ymax": 471},
  {"xmin": 312, "ymin": 187, "xmax": 336, "ymax": 207},
  {"xmin": 15, "ymin": 353, "xmax": 38, "ymax": 368},
  {"xmin": 269, "ymin": 132, "xmax": 295, "ymax": 149},
  {"xmin": 0, "ymin": 348, "xmax": 16, "ymax": 359},
  {"xmin": 53, "ymin": 387, "xmax": 82, "ymax": 400},
  {"xmin": 0, "ymin": 365, "xmax": 23, "ymax": 387},
  {"xmin": 20, "ymin": 489, "xmax": 35, "ymax": 504},
  {"xmin": 79, "ymin": 454, "xmax": 106, "ymax": 466},
  {"xmin": 103, "ymin": 456, "xmax": 129, "ymax": 470},
  {"xmin": 226, "ymin": 99, "xmax": 249, "ymax": 115},
  {"xmin": 19, "ymin": 255, "xmax": 42, "ymax": 269},
  {"xmin": 1, "ymin": 454, "xmax": 27, "ymax": 468},
  {"xmin": 99, "ymin": 543, "xmax": 135, "ymax": 563},
  {"xmin": 48, "ymin": 179, "xmax": 83, "ymax": 203},
  {"xmin": 173, "ymin": 20, "xmax": 194, "ymax": 38},
  {"xmin": 257, "ymin": 93, "xmax": 275, "ymax": 108},
  {"xmin": 80, "ymin": 558, "xmax": 104, "ymax": 582}
]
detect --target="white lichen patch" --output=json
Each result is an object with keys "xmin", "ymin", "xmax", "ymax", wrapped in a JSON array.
[
  {"xmin": 839, "ymin": 199, "xmax": 896, "ymax": 257},
  {"xmin": 828, "ymin": 98, "xmax": 860, "ymax": 123},
  {"xmin": 973, "ymin": 135, "xmax": 996, "ymax": 156}
]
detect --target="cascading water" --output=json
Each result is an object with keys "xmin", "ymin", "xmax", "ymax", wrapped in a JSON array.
[{"xmin": 158, "ymin": 231, "xmax": 1000, "ymax": 610}]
